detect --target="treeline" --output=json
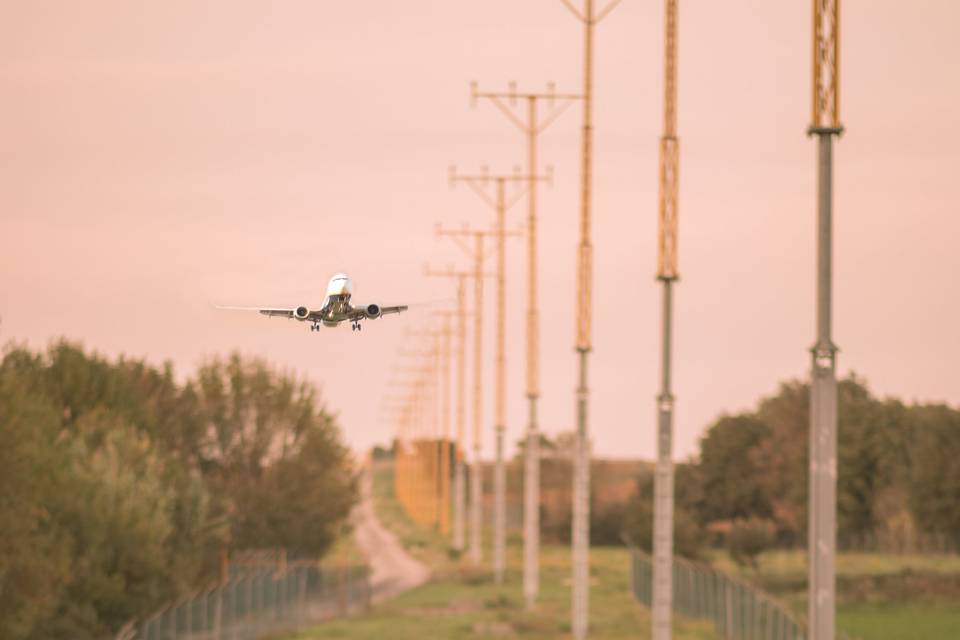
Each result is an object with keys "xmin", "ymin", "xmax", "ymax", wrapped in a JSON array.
[
  {"xmin": 0, "ymin": 342, "xmax": 356, "ymax": 640},
  {"xmin": 622, "ymin": 376, "xmax": 960, "ymax": 561}
]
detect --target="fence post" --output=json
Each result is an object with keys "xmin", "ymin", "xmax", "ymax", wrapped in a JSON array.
[
  {"xmin": 366, "ymin": 566, "xmax": 373, "ymax": 612},
  {"xmin": 338, "ymin": 565, "xmax": 347, "ymax": 616},
  {"xmin": 725, "ymin": 578, "xmax": 734, "ymax": 639},
  {"xmin": 716, "ymin": 573, "xmax": 724, "ymax": 636},
  {"xmin": 296, "ymin": 566, "xmax": 306, "ymax": 624}
]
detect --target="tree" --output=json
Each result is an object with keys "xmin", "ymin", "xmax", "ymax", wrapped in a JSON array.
[
  {"xmin": 0, "ymin": 343, "xmax": 357, "ymax": 637},
  {"xmin": 697, "ymin": 414, "xmax": 773, "ymax": 524},
  {"xmin": 0, "ymin": 376, "xmax": 70, "ymax": 640},
  {"xmin": 908, "ymin": 404, "xmax": 960, "ymax": 546},
  {"xmin": 728, "ymin": 518, "xmax": 775, "ymax": 570},
  {"xmin": 191, "ymin": 355, "xmax": 357, "ymax": 552}
]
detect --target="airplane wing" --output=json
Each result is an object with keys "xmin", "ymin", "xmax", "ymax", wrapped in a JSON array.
[
  {"xmin": 380, "ymin": 305, "xmax": 408, "ymax": 316},
  {"xmin": 216, "ymin": 306, "xmax": 322, "ymax": 321},
  {"xmin": 348, "ymin": 304, "xmax": 408, "ymax": 320},
  {"xmin": 258, "ymin": 308, "xmax": 296, "ymax": 319}
]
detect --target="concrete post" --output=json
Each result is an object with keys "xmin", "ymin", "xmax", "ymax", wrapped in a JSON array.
[
  {"xmin": 572, "ymin": 349, "xmax": 591, "ymax": 640},
  {"xmin": 653, "ymin": 279, "xmax": 675, "ymax": 640},
  {"xmin": 808, "ymin": 127, "xmax": 840, "ymax": 640},
  {"xmin": 494, "ymin": 427, "xmax": 506, "ymax": 584}
]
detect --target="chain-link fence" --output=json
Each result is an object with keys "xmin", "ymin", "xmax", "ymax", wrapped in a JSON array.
[
  {"xmin": 628, "ymin": 545, "xmax": 806, "ymax": 640},
  {"xmin": 126, "ymin": 562, "xmax": 370, "ymax": 640}
]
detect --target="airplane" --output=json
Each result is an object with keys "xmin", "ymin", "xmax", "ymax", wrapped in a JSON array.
[{"xmin": 220, "ymin": 272, "xmax": 408, "ymax": 332}]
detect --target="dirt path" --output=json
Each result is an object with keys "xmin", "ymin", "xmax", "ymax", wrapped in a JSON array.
[{"xmin": 351, "ymin": 469, "xmax": 430, "ymax": 604}]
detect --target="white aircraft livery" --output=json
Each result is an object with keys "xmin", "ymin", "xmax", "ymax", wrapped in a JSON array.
[{"xmin": 221, "ymin": 273, "xmax": 408, "ymax": 332}]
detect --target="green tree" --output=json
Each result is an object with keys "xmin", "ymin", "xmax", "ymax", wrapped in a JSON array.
[
  {"xmin": 0, "ymin": 342, "xmax": 356, "ymax": 637},
  {"xmin": 191, "ymin": 355, "xmax": 356, "ymax": 552},
  {"xmin": 697, "ymin": 414, "xmax": 773, "ymax": 524},
  {"xmin": 0, "ymin": 376, "xmax": 70, "ymax": 640},
  {"xmin": 908, "ymin": 404, "xmax": 960, "ymax": 546}
]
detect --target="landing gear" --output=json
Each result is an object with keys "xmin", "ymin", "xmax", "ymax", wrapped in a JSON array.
[
  {"xmin": 310, "ymin": 322, "xmax": 321, "ymax": 332},
  {"xmin": 351, "ymin": 321, "xmax": 362, "ymax": 332}
]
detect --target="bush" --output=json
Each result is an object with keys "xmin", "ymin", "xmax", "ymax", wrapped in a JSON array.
[{"xmin": 728, "ymin": 518, "xmax": 775, "ymax": 570}]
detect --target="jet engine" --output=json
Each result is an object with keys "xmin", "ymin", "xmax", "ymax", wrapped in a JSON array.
[
  {"xmin": 365, "ymin": 304, "xmax": 382, "ymax": 319},
  {"xmin": 294, "ymin": 306, "xmax": 310, "ymax": 320}
]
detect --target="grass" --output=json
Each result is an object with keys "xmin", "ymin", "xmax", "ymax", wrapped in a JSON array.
[
  {"xmin": 292, "ymin": 464, "xmax": 960, "ymax": 639},
  {"xmin": 287, "ymin": 545, "xmax": 717, "ymax": 639},
  {"xmin": 707, "ymin": 548, "xmax": 960, "ymax": 639},
  {"xmin": 285, "ymin": 462, "xmax": 717, "ymax": 639},
  {"xmin": 837, "ymin": 604, "xmax": 960, "ymax": 640}
]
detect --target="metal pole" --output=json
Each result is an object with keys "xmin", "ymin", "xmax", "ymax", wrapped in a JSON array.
[
  {"xmin": 471, "ymin": 80, "xmax": 576, "ymax": 608},
  {"xmin": 493, "ymin": 178, "xmax": 507, "ymax": 586},
  {"xmin": 572, "ymin": 349, "xmax": 590, "ymax": 640},
  {"xmin": 434, "ymin": 324, "xmax": 451, "ymax": 534},
  {"xmin": 523, "ymin": 95, "xmax": 541, "ymax": 610},
  {"xmin": 653, "ymin": 1, "xmax": 679, "ymax": 637},
  {"xmin": 654, "ymin": 282, "xmax": 675, "ymax": 640},
  {"xmin": 571, "ymin": 1, "xmax": 594, "ymax": 637},
  {"xmin": 454, "ymin": 275, "xmax": 468, "ymax": 551},
  {"xmin": 440, "ymin": 314, "xmax": 452, "ymax": 536},
  {"xmin": 808, "ymin": 2, "xmax": 841, "ymax": 637},
  {"xmin": 808, "ymin": 130, "xmax": 838, "ymax": 640},
  {"xmin": 471, "ymin": 234, "xmax": 485, "ymax": 565},
  {"xmin": 444, "ymin": 175, "xmax": 526, "ymax": 571}
]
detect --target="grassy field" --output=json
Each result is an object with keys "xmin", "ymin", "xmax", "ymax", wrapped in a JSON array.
[
  {"xmin": 707, "ymin": 548, "xmax": 960, "ymax": 639},
  {"xmin": 286, "ymin": 544, "xmax": 717, "ymax": 640},
  {"xmin": 287, "ymin": 463, "xmax": 960, "ymax": 639},
  {"xmin": 284, "ymin": 463, "xmax": 717, "ymax": 639}
]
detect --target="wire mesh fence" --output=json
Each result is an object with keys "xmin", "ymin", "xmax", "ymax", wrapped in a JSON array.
[
  {"xmin": 128, "ymin": 562, "xmax": 370, "ymax": 640},
  {"xmin": 627, "ymin": 545, "xmax": 806, "ymax": 640}
]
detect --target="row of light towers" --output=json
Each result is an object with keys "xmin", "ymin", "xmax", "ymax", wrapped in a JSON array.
[
  {"xmin": 386, "ymin": 0, "xmax": 842, "ymax": 638},
  {"xmin": 388, "ymin": 0, "xmax": 626, "ymax": 635}
]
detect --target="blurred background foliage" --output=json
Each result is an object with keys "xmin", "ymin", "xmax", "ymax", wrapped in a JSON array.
[
  {"xmin": 0, "ymin": 342, "xmax": 356, "ymax": 640},
  {"xmin": 498, "ymin": 375, "xmax": 960, "ymax": 567},
  {"xmin": 618, "ymin": 376, "xmax": 960, "ymax": 563}
]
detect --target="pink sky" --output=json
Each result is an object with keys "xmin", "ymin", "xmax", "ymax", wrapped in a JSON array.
[{"xmin": 2, "ymin": 1, "xmax": 959, "ymax": 460}]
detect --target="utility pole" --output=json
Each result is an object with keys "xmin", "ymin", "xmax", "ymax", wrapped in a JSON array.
[
  {"xmin": 393, "ymin": 358, "xmax": 438, "ymax": 527},
  {"xmin": 557, "ymin": 0, "xmax": 624, "ymax": 636},
  {"xmin": 470, "ymin": 80, "xmax": 578, "ymax": 609},
  {"xmin": 436, "ymin": 223, "xmax": 499, "ymax": 566},
  {"xmin": 809, "ymin": 1, "xmax": 841, "ymax": 638},
  {"xmin": 425, "ymin": 266, "xmax": 472, "ymax": 551},
  {"xmin": 405, "ymin": 325, "xmax": 453, "ymax": 535},
  {"xmin": 387, "ymin": 378, "xmax": 421, "ymax": 523},
  {"xmin": 652, "ymin": 1, "xmax": 679, "ymax": 639},
  {"xmin": 449, "ymin": 168, "xmax": 542, "ymax": 585}
]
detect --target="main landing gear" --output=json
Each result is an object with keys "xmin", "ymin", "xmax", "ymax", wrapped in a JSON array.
[
  {"xmin": 310, "ymin": 322, "xmax": 321, "ymax": 332},
  {"xmin": 351, "ymin": 321, "xmax": 362, "ymax": 332}
]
